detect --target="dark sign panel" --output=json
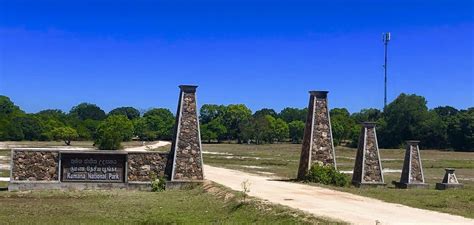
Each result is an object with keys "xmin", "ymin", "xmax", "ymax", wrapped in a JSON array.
[{"xmin": 61, "ymin": 153, "xmax": 126, "ymax": 183}]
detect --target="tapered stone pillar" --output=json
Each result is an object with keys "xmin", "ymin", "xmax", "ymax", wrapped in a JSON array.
[
  {"xmin": 436, "ymin": 169, "xmax": 464, "ymax": 190},
  {"xmin": 393, "ymin": 141, "xmax": 428, "ymax": 189},
  {"xmin": 352, "ymin": 122, "xmax": 385, "ymax": 187},
  {"xmin": 297, "ymin": 91, "xmax": 336, "ymax": 180},
  {"xmin": 168, "ymin": 85, "xmax": 204, "ymax": 185}
]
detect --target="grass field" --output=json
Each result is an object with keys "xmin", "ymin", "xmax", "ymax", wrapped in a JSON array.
[
  {"xmin": 203, "ymin": 144, "xmax": 474, "ymax": 218},
  {"xmin": 0, "ymin": 182, "xmax": 337, "ymax": 225}
]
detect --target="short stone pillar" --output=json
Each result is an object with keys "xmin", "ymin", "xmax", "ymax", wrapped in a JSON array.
[
  {"xmin": 393, "ymin": 141, "xmax": 428, "ymax": 189},
  {"xmin": 168, "ymin": 85, "xmax": 204, "ymax": 186},
  {"xmin": 436, "ymin": 169, "xmax": 464, "ymax": 190},
  {"xmin": 297, "ymin": 91, "xmax": 336, "ymax": 180},
  {"xmin": 352, "ymin": 122, "xmax": 385, "ymax": 187}
]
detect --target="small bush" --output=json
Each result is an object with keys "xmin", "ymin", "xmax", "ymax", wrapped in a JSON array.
[
  {"xmin": 150, "ymin": 173, "xmax": 166, "ymax": 192},
  {"xmin": 304, "ymin": 163, "xmax": 349, "ymax": 187}
]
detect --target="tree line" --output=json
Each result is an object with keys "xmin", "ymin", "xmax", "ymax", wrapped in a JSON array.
[{"xmin": 0, "ymin": 93, "xmax": 472, "ymax": 151}]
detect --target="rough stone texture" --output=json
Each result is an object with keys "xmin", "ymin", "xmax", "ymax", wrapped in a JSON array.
[
  {"xmin": 127, "ymin": 152, "xmax": 169, "ymax": 182},
  {"xmin": 395, "ymin": 141, "xmax": 427, "ymax": 189},
  {"xmin": 436, "ymin": 169, "xmax": 464, "ymax": 190},
  {"xmin": 170, "ymin": 86, "xmax": 204, "ymax": 181},
  {"xmin": 297, "ymin": 91, "xmax": 336, "ymax": 180},
  {"xmin": 11, "ymin": 150, "xmax": 59, "ymax": 181},
  {"xmin": 352, "ymin": 122, "xmax": 385, "ymax": 186}
]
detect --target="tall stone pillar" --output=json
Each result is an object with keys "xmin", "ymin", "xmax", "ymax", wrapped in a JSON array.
[
  {"xmin": 169, "ymin": 85, "xmax": 204, "ymax": 184},
  {"xmin": 394, "ymin": 141, "xmax": 428, "ymax": 189},
  {"xmin": 297, "ymin": 91, "xmax": 336, "ymax": 180},
  {"xmin": 352, "ymin": 122, "xmax": 385, "ymax": 187}
]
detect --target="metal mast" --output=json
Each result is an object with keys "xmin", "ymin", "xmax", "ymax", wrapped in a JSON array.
[{"xmin": 383, "ymin": 32, "xmax": 391, "ymax": 110}]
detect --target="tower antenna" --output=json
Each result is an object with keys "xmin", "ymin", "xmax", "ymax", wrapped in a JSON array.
[{"xmin": 383, "ymin": 32, "xmax": 391, "ymax": 111}]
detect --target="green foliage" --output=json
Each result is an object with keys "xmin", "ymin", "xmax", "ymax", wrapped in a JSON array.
[
  {"xmin": 279, "ymin": 107, "xmax": 307, "ymax": 123},
  {"xmin": 201, "ymin": 118, "xmax": 227, "ymax": 143},
  {"xmin": 223, "ymin": 104, "xmax": 252, "ymax": 143},
  {"xmin": 51, "ymin": 127, "xmax": 79, "ymax": 145},
  {"xmin": 304, "ymin": 164, "xmax": 349, "ymax": 187},
  {"xmin": 109, "ymin": 107, "xmax": 140, "ymax": 120},
  {"xmin": 149, "ymin": 173, "xmax": 166, "ymax": 192},
  {"xmin": 351, "ymin": 108, "xmax": 382, "ymax": 123},
  {"xmin": 288, "ymin": 120, "xmax": 305, "ymax": 143},
  {"xmin": 136, "ymin": 108, "xmax": 175, "ymax": 140},
  {"xmin": 94, "ymin": 115, "xmax": 134, "ymax": 150},
  {"xmin": 17, "ymin": 115, "xmax": 45, "ymax": 140},
  {"xmin": 330, "ymin": 108, "xmax": 356, "ymax": 146},
  {"xmin": 199, "ymin": 104, "xmax": 227, "ymax": 124},
  {"xmin": 70, "ymin": 103, "xmax": 106, "ymax": 121},
  {"xmin": 378, "ymin": 94, "xmax": 430, "ymax": 148},
  {"xmin": 0, "ymin": 96, "xmax": 25, "ymax": 141},
  {"xmin": 447, "ymin": 109, "xmax": 474, "ymax": 151},
  {"xmin": 253, "ymin": 108, "xmax": 277, "ymax": 118}
]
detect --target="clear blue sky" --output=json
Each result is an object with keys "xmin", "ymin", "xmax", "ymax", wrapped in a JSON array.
[{"xmin": 0, "ymin": 0, "xmax": 472, "ymax": 114}]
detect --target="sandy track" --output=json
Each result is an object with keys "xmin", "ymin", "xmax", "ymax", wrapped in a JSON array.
[
  {"xmin": 125, "ymin": 141, "xmax": 171, "ymax": 151},
  {"xmin": 204, "ymin": 165, "xmax": 473, "ymax": 225}
]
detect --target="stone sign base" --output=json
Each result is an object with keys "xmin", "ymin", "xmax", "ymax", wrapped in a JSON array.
[
  {"xmin": 165, "ymin": 180, "xmax": 204, "ymax": 190},
  {"xmin": 436, "ymin": 183, "xmax": 464, "ymax": 190},
  {"xmin": 352, "ymin": 181, "xmax": 386, "ymax": 188},
  {"xmin": 8, "ymin": 181, "xmax": 154, "ymax": 191},
  {"xmin": 392, "ymin": 181, "xmax": 429, "ymax": 189}
]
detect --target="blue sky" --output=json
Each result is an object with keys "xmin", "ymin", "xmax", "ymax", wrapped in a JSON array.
[{"xmin": 0, "ymin": 0, "xmax": 472, "ymax": 114}]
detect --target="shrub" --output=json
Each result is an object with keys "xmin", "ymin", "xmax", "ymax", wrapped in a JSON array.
[
  {"xmin": 150, "ymin": 173, "xmax": 166, "ymax": 192},
  {"xmin": 304, "ymin": 163, "xmax": 349, "ymax": 187},
  {"xmin": 94, "ymin": 115, "xmax": 134, "ymax": 150}
]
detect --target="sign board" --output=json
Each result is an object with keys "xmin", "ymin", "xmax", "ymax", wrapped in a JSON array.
[{"xmin": 61, "ymin": 153, "xmax": 126, "ymax": 183}]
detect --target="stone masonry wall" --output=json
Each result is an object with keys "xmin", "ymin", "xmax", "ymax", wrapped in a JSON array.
[
  {"xmin": 127, "ymin": 152, "xmax": 169, "ymax": 182},
  {"xmin": 310, "ymin": 98, "xmax": 335, "ymax": 166},
  {"xmin": 351, "ymin": 128, "xmax": 365, "ymax": 183},
  {"xmin": 409, "ymin": 143, "xmax": 423, "ymax": 183},
  {"xmin": 172, "ymin": 91, "xmax": 204, "ymax": 181},
  {"xmin": 362, "ymin": 127, "xmax": 383, "ymax": 183},
  {"xmin": 12, "ymin": 150, "xmax": 59, "ymax": 181}
]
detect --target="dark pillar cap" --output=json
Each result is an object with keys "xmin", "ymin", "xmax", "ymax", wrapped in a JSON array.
[
  {"xmin": 309, "ymin": 91, "xmax": 329, "ymax": 98},
  {"xmin": 361, "ymin": 121, "xmax": 377, "ymax": 128},
  {"xmin": 406, "ymin": 140, "xmax": 420, "ymax": 145},
  {"xmin": 179, "ymin": 85, "xmax": 198, "ymax": 93}
]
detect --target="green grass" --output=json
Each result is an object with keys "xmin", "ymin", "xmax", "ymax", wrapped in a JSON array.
[
  {"xmin": 203, "ymin": 143, "xmax": 474, "ymax": 218},
  {"xmin": 0, "ymin": 170, "xmax": 8, "ymax": 177},
  {"xmin": 0, "ymin": 183, "xmax": 337, "ymax": 225},
  {"xmin": 0, "ymin": 150, "xmax": 10, "ymax": 157}
]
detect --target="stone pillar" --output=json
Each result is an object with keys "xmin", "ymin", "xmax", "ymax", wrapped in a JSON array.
[
  {"xmin": 436, "ymin": 169, "xmax": 464, "ymax": 190},
  {"xmin": 169, "ymin": 85, "xmax": 204, "ymax": 184},
  {"xmin": 352, "ymin": 122, "xmax": 385, "ymax": 187},
  {"xmin": 297, "ymin": 91, "xmax": 336, "ymax": 180},
  {"xmin": 393, "ymin": 141, "xmax": 428, "ymax": 189}
]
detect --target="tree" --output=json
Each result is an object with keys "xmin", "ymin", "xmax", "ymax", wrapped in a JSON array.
[
  {"xmin": 142, "ymin": 108, "xmax": 175, "ymax": 140},
  {"xmin": 200, "ymin": 104, "xmax": 226, "ymax": 124},
  {"xmin": 109, "ymin": 107, "xmax": 140, "ymax": 120},
  {"xmin": 272, "ymin": 117, "xmax": 289, "ymax": 142},
  {"xmin": 200, "ymin": 118, "xmax": 227, "ymax": 143},
  {"xmin": 95, "ymin": 115, "xmax": 134, "ymax": 150},
  {"xmin": 447, "ymin": 110, "xmax": 474, "ymax": 151},
  {"xmin": 351, "ymin": 108, "xmax": 382, "ymax": 123},
  {"xmin": 288, "ymin": 121, "xmax": 305, "ymax": 143},
  {"xmin": 0, "ymin": 96, "xmax": 25, "ymax": 141},
  {"xmin": 69, "ymin": 103, "xmax": 106, "ymax": 121},
  {"xmin": 279, "ymin": 107, "xmax": 307, "ymax": 123},
  {"xmin": 330, "ymin": 108, "xmax": 356, "ymax": 146},
  {"xmin": 378, "ymin": 93, "xmax": 430, "ymax": 148},
  {"xmin": 223, "ymin": 104, "xmax": 252, "ymax": 143},
  {"xmin": 51, "ymin": 127, "xmax": 79, "ymax": 145},
  {"xmin": 254, "ymin": 108, "xmax": 278, "ymax": 118},
  {"xmin": 17, "ymin": 115, "xmax": 44, "ymax": 141},
  {"xmin": 433, "ymin": 106, "xmax": 459, "ymax": 119}
]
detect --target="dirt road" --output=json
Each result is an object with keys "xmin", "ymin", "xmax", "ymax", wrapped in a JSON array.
[{"xmin": 204, "ymin": 165, "xmax": 473, "ymax": 225}]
